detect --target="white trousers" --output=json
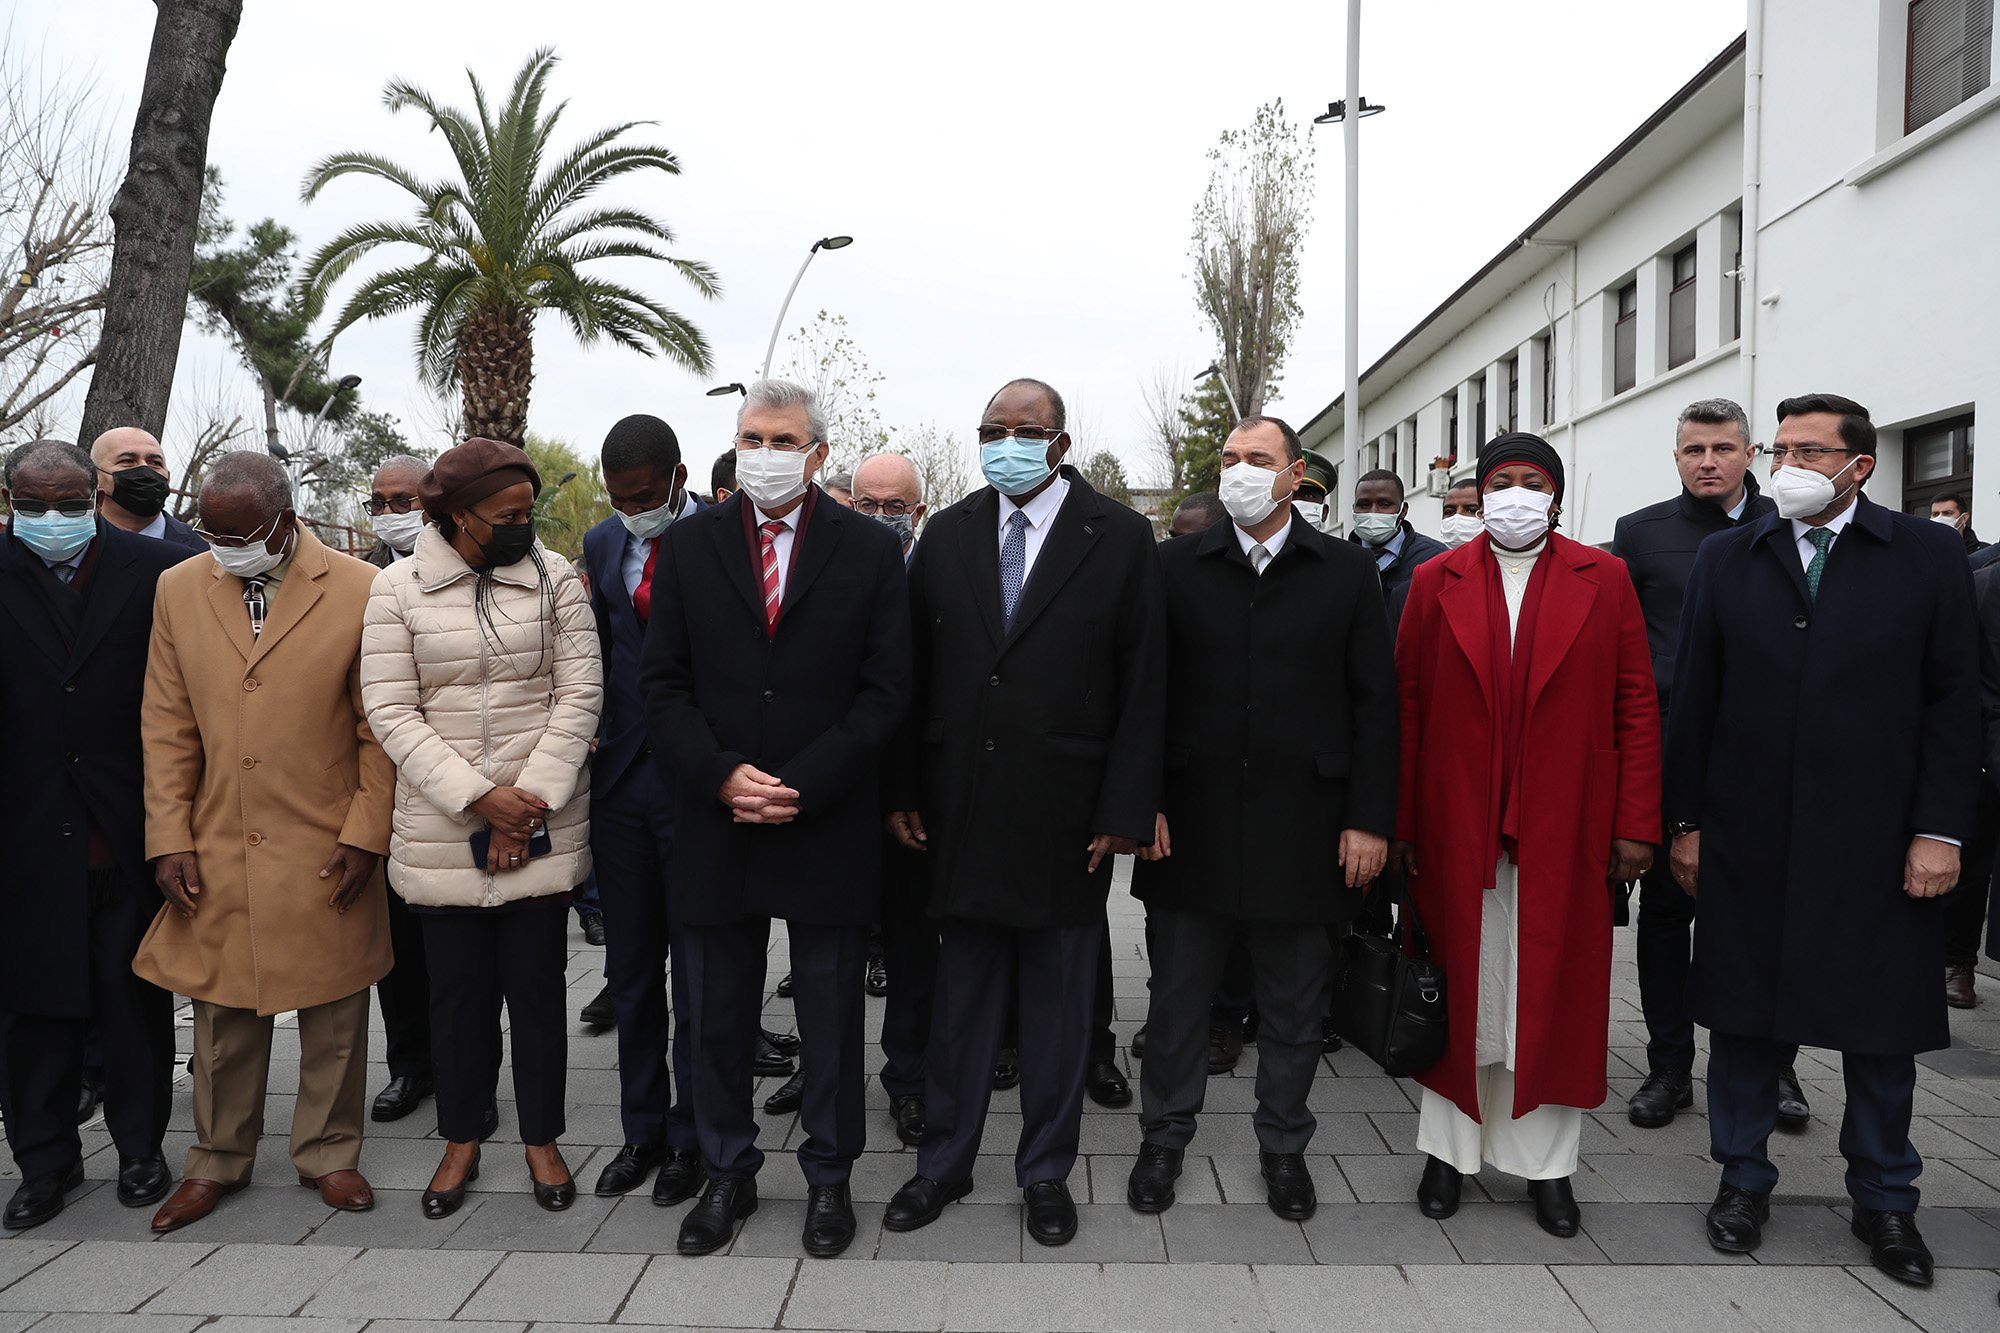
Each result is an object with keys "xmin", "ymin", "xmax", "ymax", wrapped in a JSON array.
[{"xmin": 1413, "ymin": 859, "xmax": 1583, "ymax": 1180}]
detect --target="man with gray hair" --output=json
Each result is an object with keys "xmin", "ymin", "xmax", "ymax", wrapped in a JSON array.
[
  {"xmin": 1611, "ymin": 398, "xmax": 1803, "ymax": 1132},
  {"xmin": 362, "ymin": 454, "xmax": 431, "ymax": 570}
]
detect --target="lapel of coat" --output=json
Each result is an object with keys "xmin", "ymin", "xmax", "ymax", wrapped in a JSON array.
[
  {"xmin": 66, "ymin": 528, "xmax": 142, "ymax": 670},
  {"xmin": 0, "ymin": 535, "xmax": 70, "ymax": 671},
  {"xmin": 1750, "ymin": 510, "xmax": 1812, "ymax": 610},
  {"xmin": 245, "ymin": 526, "xmax": 328, "ymax": 670},
  {"xmin": 708, "ymin": 494, "xmax": 765, "ymax": 622},
  {"xmin": 781, "ymin": 487, "xmax": 843, "ymax": 616},
  {"xmin": 1525, "ymin": 535, "xmax": 1596, "ymax": 713},
  {"xmin": 1437, "ymin": 541, "xmax": 1496, "ymax": 718},
  {"xmin": 954, "ymin": 487, "xmax": 1006, "ymax": 651},
  {"xmin": 1003, "ymin": 470, "xmax": 1103, "ymax": 646}
]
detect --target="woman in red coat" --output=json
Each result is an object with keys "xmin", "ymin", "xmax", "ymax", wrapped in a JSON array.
[{"xmin": 1390, "ymin": 434, "xmax": 1659, "ymax": 1238}]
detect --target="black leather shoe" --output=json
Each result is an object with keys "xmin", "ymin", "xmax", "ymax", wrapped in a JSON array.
[
  {"xmin": 1127, "ymin": 1143, "xmax": 1183, "ymax": 1213},
  {"xmin": 1024, "ymin": 1178, "xmax": 1078, "ymax": 1246},
  {"xmin": 371, "ymin": 1075, "xmax": 434, "ymax": 1123},
  {"xmin": 1776, "ymin": 1066, "xmax": 1810, "ymax": 1129},
  {"xmin": 531, "ymin": 1157, "xmax": 576, "ymax": 1212},
  {"xmin": 1705, "ymin": 1183, "xmax": 1770, "ymax": 1253},
  {"xmin": 763, "ymin": 1069, "xmax": 806, "ymax": 1116},
  {"xmin": 479, "ymin": 1099, "xmax": 501, "ymax": 1142},
  {"xmin": 1261, "ymin": 1151, "xmax": 1317, "ymax": 1221},
  {"xmin": 580, "ymin": 909, "xmax": 606, "ymax": 947},
  {"xmin": 1131, "ymin": 1024, "xmax": 1148, "ymax": 1060},
  {"xmin": 116, "ymin": 1153, "xmax": 172, "ymax": 1207},
  {"xmin": 775, "ymin": 972, "xmax": 795, "ymax": 998},
  {"xmin": 677, "ymin": 1176, "xmax": 757, "ymax": 1255},
  {"xmin": 1627, "ymin": 1069, "xmax": 1694, "ymax": 1129},
  {"xmin": 1086, "ymin": 1061, "xmax": 1132, "ymax": 1107},
  {"xmin": 1528, "ymin": 1176, "xmax": 1580, "ymax": 1238},
  {"xmin": 1851, "ymin": 1205, "xmax": 1934, "ymax": 1287},
  {"xmin": 992, "ymin": 1048, "xmax": 1020, "ymax": 1091},
  {"xmin": 594, "ymin": 1143, "xmax": 661, "ymax": 1197},
  {"xmin": 75, "ymin": 1074, "xmax": 104, "ymax": 1126},
  {"xmin": 754, "ymin": 1033, "xmax": 796, "ymax": 1078},
  {"xmin": 1321, "ymin": 1015, "xmax": 1343, "ymax": 1053},
  {"xmin": 5, "ymin": 1161, "xmax": 83, "ymax": 1230},
  {"xmin": 889, "ymin": 1094, "xmax": 926, "ymax": 1148},
  {"xmin": 579, "ymin": 986, "xmax": 616, "ymax": 1028},
  {"xmin": 422, "ymin": 1145, "xmax": 479, "ymax": 1221},
  {"xmin": 865, "ymin": 952, "xmax": 889, "ymax": 997},
  {"xmin": 761, "ymin": 1027, "xmax": 801, "ymax": 1056},
  {"xmin": 653, "ymin": 1150, "xmax": 706, "ymax": 1206},
  {"xmin": 883, "ymin": 1173, "xmax": 973, "ymax": 1231},
  {"xmin": 803, "ymin": 1181, "xmax": 857, "ymax": 1257},
  {"xmin": 1416, "ymin": 1154, "xmax": 1461, "ymax": 1219}
]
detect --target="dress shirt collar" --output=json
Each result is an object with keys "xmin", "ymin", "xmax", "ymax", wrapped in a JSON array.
[
  {"xmin": 998, "ymin": 475, "xmax": 1069, "ymax": 532},
  {"xmin": 1726, "ymin": 491, "xmax": 1749, "ymax": 521},
  {"xmin": 753, "ymin": 501, "xmax": 804, "ymax": 534},
  {"xmin": 1790, "ymin": 496, "xmax": 1859, "ymax": 551},
  {"xmin": 1234, "ymin": 515, "xmax": 1294, "ymax": 566},
  {"xmin": 138, "ymin": 511, "xmax": 167, "ymax": 541}
]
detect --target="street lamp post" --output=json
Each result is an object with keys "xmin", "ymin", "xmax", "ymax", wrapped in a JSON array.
[
  {"xmin": 270, "ymin": 372, "xmax": 363, "ymax": 462},
  {"xmin": 1197, "ymin": 362, "xmax": 1243, "ymax": 423},
  {"xmin": 760, "ymin": 235, "xmax": 853, "ymax": 381}
]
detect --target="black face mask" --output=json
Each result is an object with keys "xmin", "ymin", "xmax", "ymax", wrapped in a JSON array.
[
  {"xmin": 110, "ymin": 465, "xmax": 171, "ymax": 520},
  {"xmin": 474, "ymin": 520, "xmax": 536, "ymax": 568}
]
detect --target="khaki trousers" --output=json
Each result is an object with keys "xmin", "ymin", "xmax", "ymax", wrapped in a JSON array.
[{"xmin": 186, "ymin": 988, "xmax": 370, "ymax": 1185}]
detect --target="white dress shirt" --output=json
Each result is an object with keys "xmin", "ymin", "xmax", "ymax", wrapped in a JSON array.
[
  {"xmin": 1233, "ymin": 515, "xmax": 1294, "ymax": 574},
  {"xmin": 753, "ymin": 502, "xmax": 804, "ymax": 603},
  {"xmin": 621, "ymin": 528, "xmax": 653, "ymax": 600},
  {"xmin": 996, "ymin": 475, "xmax": 1069, "ymax": 585},
  {"xmin": 1789, "ymin": 498, "xmax": 1858, "ymax": 571},
  {"xmin": 138, "ymin": 512, "xmax": 167, "ymax": 541}
]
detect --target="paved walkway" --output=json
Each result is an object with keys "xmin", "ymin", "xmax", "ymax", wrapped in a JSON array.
[{"xmin": 4, "ymin": 863, "xmax": 2000, "ymax": 1331}]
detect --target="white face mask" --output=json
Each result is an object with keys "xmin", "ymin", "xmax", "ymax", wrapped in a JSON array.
[
  {"xmin": 210, "ymin": 526, "xmax": 290, "ymax": 579},
  {"xmin": 1292, "ymin": 500, "xmax": 1327, "ymax": 529},
  {"xmin": 1219, "ymin": 461, "xmax": 1288, "ymax": 528},
  {"xmin": 1769, "ymin": 457, "xmax": 1860, "ymax": 521},
  {"xmin": 736, "ymin": 446, "xmax": 815, "ymax": 510},
  {"xmin": 1481, "ymin": 486, "xmax": 1555, "ymax": 549},
  {"xmin": 1440, "ymin": 513, "xmax": 1484, "ymax": 548},
  {"xmin": 1351, "ymin": 512, "xmax": 1402, "ymax": 546},
  {"xmin": 617, "ymin": 491, "xmax": 683, "ymax": 540},
  {"xmin": 370, "ymin": 509, "xmax": 426, "ymax": 553},
  {"xmin": 1932, "ymin": 513, "xmax": 1962, "ymax": 529}
]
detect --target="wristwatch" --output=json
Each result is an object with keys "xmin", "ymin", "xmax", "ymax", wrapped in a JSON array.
[{"xmin": 1668, "ymin": 821, "xmax": 1700, "ymax": 838}]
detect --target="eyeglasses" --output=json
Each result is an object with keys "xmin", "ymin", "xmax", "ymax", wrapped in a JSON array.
[
  {"xmin": 364, "ymin": 496, "xmax": 420, "ymax": 515},
  {"xmin": 977, "ymin": 424, "xmax": 1063, "ymax": 446},
  {"xmin": 735, "ymin": 434, "xmax": 819, "ymax": 452},
  {"xmin": 854, "ymin": 498, "xmax": 913, "ymax": 516},
  {"xmin": 190, "ymin": 514, "xmax": 281, "ymax": 548},
  {"xmin": 1767, "ymin": 445, "xmax": 1853, "ymax": 463},
  {"xmin": 9, "ymin": 498, "xmax": 94, "ymax": 518}
]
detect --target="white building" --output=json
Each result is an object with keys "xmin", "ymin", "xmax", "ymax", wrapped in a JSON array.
[{"xmin": 1303, "ymin": 0, "xmax": 2000, "ymax": 545}]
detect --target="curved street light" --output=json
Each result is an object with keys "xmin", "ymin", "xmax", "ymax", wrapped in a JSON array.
[
  {"xmin": 761, "ymin": 235, "xmax": 853, "ymax": 381},
  {"xmin": 706, "ymin": 382, "xmax": 748, "ymax": 398},
  {"xmin": 1196, "ymin": 362, "xmax": 1243, "ymax": 423}
]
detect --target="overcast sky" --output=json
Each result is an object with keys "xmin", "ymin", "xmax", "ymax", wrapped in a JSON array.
[{"xmin": 22, "ymin": 0, "xmax": 1747, "ymax": 490}]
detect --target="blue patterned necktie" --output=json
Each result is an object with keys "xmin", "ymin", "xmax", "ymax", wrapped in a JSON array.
[
  {"xmin": 1000, "ymin": 510, "xmax": 1029, "ymax": 627},
  {"xmin": 1805, "ymin": 527, "xmax": 1834, "ymax": 605}
]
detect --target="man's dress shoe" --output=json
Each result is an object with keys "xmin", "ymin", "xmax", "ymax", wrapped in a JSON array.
[
  {"xmin": 579, "ymin": 986, "xmax": 616, "ymax": 1028},
  {"xmin": 1086, "ymin": 1061, "xmax": 1132, "ymax": 1107},
  {"xmin": 1528, "ymin": 1176, "xmax": 1580, "ymax": 1238},
  {"xmin": 761, "ymin": 1027, "xmax": 801, "ymax": 1055},
  {"xmin": 1261, "ymin": 1151, "xmax": 1317, "ymax": 1221},
  {"xmin": 991, "ymin": 1048, "xmax": 1020, "ymax": 1091},
  {"xmin": 775, "ymin": 972, "xmax": 795, "ymax": 998},
  {"xmin": 1705, "ymin": 1184, "xmax": 1770, "ymax": 1253},
  {"xmin": 803, "ymin": 1181, "xmax": 857, "ymax": 1257},
  {"xmin": 594, "ymin": 1143, "xmax": 661, "ymax": 1197},
  {"xmin": 865, "ymin": 953, "xmax": 889, "ymax": 997},
  {"xmin": 653, "ymin": 1149, "xmax": 707, "ymax": 1206},
  {"xmin": 580, "ymin": 909, "xmax": 607, "ymax": 947},
  {"xmin": 1024, "ymin": 1179, "xmax": 1078, "ymax": 1246},
  {"xmin": 300, "ymin": 1169, "xmax": 375, "ymax": 1211},
  {"xmin": 75, "ymin": 1075, "xmax": 104, "ymax": 1126},
  {"xmin": 371, "ymin": 1075, "xmax": 434, "ymax": 1122},
  {"xmin": 1126, "ymin": 1143, "xmax": 1183, "ymax": 1213},
  {"xmin": 883, "ymin": 1173, "xmax": 972, "ymax": 1231},
  {"xmin": 755, "ymin": 1034, "xmax": 796, "ymax": 1078},
  {"xmin": 151, "ymin": 1178, "xmax": 242, "ymax": 1233},
  {"xmin": 677, "ymin": 1176, "xmax": 757, "ymax": 1255},
  {"xmin": 1626, "ymin": 1069, "xmax": 1694, "ymax": 1129},
  {"xmin": 4, "ymin": 1162, "xmax": 83, "ymax": 1230},
  {"xmin": 1776, "ymin": 1065, "xmax": 1811, "ymax": 1129},
  {"xmin": 889, "ymin": 1094, "xmax": 926, "ymax": 1148},
  {"xmin": 116, "ymin": 1153, "xmax": 172, "ymax": 1208},
  {"xmin": 1851, "ymin": 1205, "xmax": 1934, "ymax": 1286},
  {"xmin": 1416, "ymin": 1155, "xmax": 1461, "ymax": 1219},
  {"xmin": 763, "ymin": 1069, "xmax": 807, "ymax": 1116},
  {"xmin": 1208, "ymin": 1025, "xmax": 1243, "ymax": 1074}
]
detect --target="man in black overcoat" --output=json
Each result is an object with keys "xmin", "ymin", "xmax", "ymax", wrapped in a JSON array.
[
  {"xmin": 1665, "ymin": 393, "xmax": 1978, "ymax": 1286},
  {"xmin": 884, "ymin": 377, "xmax": 1166, "ymax": 1248},
  {"xmin": 0, "ymin": 440, "xmax": 191, "ymax": 1229},
  {"xmin": 1128, "ymin": 415, "xmax": 1398, "ymax": 1221},
  {"xmin": 1610, "ymin": 398, "xmax": 1809, "ymax": 1132},
  {"xmin": 1348, "ymin": 466, "xmax": 1448, "ymax": 633},
  {"xmin": 638, "ymin": 380, "xmax": 911, "ymax": 1260}
]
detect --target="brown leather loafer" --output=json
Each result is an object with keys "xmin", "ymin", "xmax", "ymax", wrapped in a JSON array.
[
  {"xmin": 300, "ymin": 1169, "xmax": 375, "ymax": 1212},
  {"xmin": 151, "ymin": 1178, "xmax": 243, "ymax": 1233}
]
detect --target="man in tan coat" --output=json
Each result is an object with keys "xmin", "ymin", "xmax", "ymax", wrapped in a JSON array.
[{"xmin": 134, "ymin": 452, "xmax": 394, "ymax": 1233}]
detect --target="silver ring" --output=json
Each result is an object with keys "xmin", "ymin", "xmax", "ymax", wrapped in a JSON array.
[{"xmin": 509, "ymin": 854, "xmax": 520, "ymax": 862}]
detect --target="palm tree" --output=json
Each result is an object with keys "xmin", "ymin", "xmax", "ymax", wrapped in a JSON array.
[{"xmin": 299, "ymin": 48, "xmax": 717, "ymax": 445}]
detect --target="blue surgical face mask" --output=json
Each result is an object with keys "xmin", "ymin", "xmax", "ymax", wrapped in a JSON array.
[
  {"xmin": 13, "ymin": 509, "xmax": 97, "ymax": 563},
  {"xmin": 980, "ymin": 434, "xmax": 1056, "ymax": 497}
]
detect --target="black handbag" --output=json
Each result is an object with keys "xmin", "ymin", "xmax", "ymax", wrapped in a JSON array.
[{"xmin": 1332, "ymin": 878, "xmax": 1448, "ymax": 1077}]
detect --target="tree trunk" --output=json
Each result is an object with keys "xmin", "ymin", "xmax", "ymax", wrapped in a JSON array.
[
  {"xmin": 459, "ymin": 302, "xmax": 534, "ymax": 446},
  {"xmin": 77, "ymin": 0, "xmax": 242, "ymax": 446}
]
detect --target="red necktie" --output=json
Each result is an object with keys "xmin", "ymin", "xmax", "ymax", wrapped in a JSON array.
[
  {"xmin": 760, "ymin": 520, "xmax": 784, "ymax": 634},
  {"xmin": 632, "ymin": 537, "xmax": 659, "ymax": 622}
]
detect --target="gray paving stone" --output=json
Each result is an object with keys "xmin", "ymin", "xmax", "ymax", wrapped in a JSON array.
[
  {"xmin": 150, "ymin": 1181, "xmax": 334, "ymax": 1245},
  {"xmin": 942, "ymin": 1261, "xmax": 1106, "ymax": 1332},
  {"xmin": 301, "ymin": 1189, "xmax": 481, "ymax": 1248},
  {"xmin": 0, "ymin": 1237, "xmax": 75, "ymax": 1289},
  {"xmin": 1209, "ymin": 1154, "xmax": 1355, "ymax": 1207},
  {"xmin": 1853, "ymin": 1263, "xmax": 2000, "ymax": 1333},
  {"xmin": 1020, "ymin": 1203, "xmax": 1167, "ymax": 1264},
  {"xmin": 1475, "ymin": 1160, "xmax": 1623, "ymax": 1205},
  {"xmin": 1253, "ymin": 1264, "xmax": 1437, "ymax": 1333},
  {"xmin": 145, "ymin": 1241, "xmax": 357, "ymax": 1316},
  {"xmin": 781, "ymin": 1257, "xmax": 946, "ymax": 1331},
  {"xmin": 1088, "ymin": 1155, "xmax": 1223, "ymax": 1207},
  {"xmin": 200, "ymin": 1318, "xmax": 366, "ymax": 1333},
  {"xmin": 1404, "ymin": 1263, "xmax": 1593, "ymax": 1332},
  {"xmin": 1098, "ymin": 1262, "xmax": 1267, "ymax": 1333},
  {"xmin": 337, "ymin": 1323, "xmax": 525, "ymax": 1333},
  {"xmin": 439, "ymin": 1190, "xmax": 618, "ymax": 1252},
  {"xmin": 0, "ymin": 1315, "xmax": 41, "ymax": 1333},
  {"xmin": 874, "ymin": 1202, "xmax": 1020, "ymax": 1263},
  {"xmin": 617, "ymin": 1252, "xmax": 799, "ymax": 1326},
  {"xmin": 455, "ymin": 1250, "xmax": 645, "ymax": 1323},
  {"xmin": 1159, "ymin": 1203, "xmax": 1313, "ymax": 1264},
  {"xmin": 0, "ymin": 1180, "xmax": 148, "ymax": 1244},
  {"xmin": 1577, "ymin": 1201, "xmax": 1752, "ymax": 1264},
  {"xmin": 1436, "ymin": 1201, "xmax": 1610, "ymax": 1263},
  {"xmin": 0, "ymin": 1239, "xmax": 212, "ymax": 1312},
  {"xmin": 1555, "ymin": 1263, "xmax": 1913, "ymax": 1332},
  {"xmin": 20, "ymin": 1317, "xmax": 205, "ymax": 1332},
  {"xmin": 1300, "ymin": 1202, "xmax": 1458, "ymax": 1265},
  {"xmin": 1306, "ymin": 1077, "xmax": 1417, "ymax": 1113},
  {"xmin": 1750, "ymin": 1204, "xmax": 1872, "ymax": 1264},
  {"xmin": 1585, "ymin": 1152, "xmax": 1722, "ymax": 1203},
  {"xmin": 1333, "ymin": 1153, "xmax": 1488, "ymax": 1205},
  {"xmin": 581, "ymin": 1194, "xmax": 687, "ymax": 1253},
  {"xmin": 725, "ymin": 1197, "xmax": 887, "ymax": 1260},
  {"xmin": 299, "ymin": 1247, "xmax": 500, "ymax": 1320}
]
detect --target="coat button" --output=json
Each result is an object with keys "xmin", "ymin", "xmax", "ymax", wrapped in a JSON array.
[
  {"xmin": 763, "ymin": 690, "xmax": 776, "ymax": 702},
  {"xmin": 1793, "ymin": 615, "xmax": 1808, "ymax": 630},
  {"xmin": 62, "ymin": 680, "xmax": 76, "ymax": 693},
  {"xmin": 240, "ymin": 756, "xmax": 255, "ymax": 769},
  {"xmin": 989, "ymin": 675, "xmax": 1000, "ymax": 686},
  {"xmin": 984, "ymin": 740, "xmax": 995, "ymax": 751},
  {"xmin": 244, "ymin": 678, "xmax": 258, "ymax": 691},
  {"xmin": 66, "ymin": 752, "xmax": 78, "ymax": 764},
  {"xmin": 752, "ymin": 628, "xmax": 764, "ymax": 640},
  {"xmin": 247, "ymin": 832, "xmax": 262, "ymax": 846},
  {"xmin": 59, "ymin": 823, "xmax": 74, "ymax": 836}
]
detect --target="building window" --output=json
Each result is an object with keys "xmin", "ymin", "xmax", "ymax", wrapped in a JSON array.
[
  {"xmin": 1732, "ymin": 247, "xmax": 1743, "ymax": 341},
  {"xmin": 1907, "ymin": 0, "xmax": 1994, "ymax": 133},
  {"xmin": 1445, "ymin": 393, "xmax": 1459, "ymax": 466},
  {"xmin": 1903, "ymin": 413, "xmax": 1975, "ymax": 513},
  {"xmin": 1667, "ymin": 244, "xmax": 1697, "ymax": 369},
  {"xmin": 1505, "ymin": 356, "xmax": 1520, "ymax": 431},
  {"xmin": 1540, "ymin": 332, "xmax": 1556, "ymax": 425},
  {"xmin": 1612, "ymin": 281, "xmax": 1639, "ymax": 394},
  {"xmin": 1473, "ymin": 375, "xmax": 1487, "ymax": 447}
]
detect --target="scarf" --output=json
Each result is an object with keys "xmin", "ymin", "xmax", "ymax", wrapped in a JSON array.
[{"xmin": 1481, "ymin": 535, "xmax": 1553, "ymax": 888}]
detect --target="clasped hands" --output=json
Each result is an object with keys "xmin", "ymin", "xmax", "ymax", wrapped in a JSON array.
[{"xmin": 472, "ymin": 785, "xmax": 551, "ymax": 874}]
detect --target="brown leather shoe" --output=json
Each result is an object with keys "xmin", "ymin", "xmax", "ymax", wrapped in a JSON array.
[
  {"xmin": 1945, "ymin": 963, "xmax": 1978, "ymax": 1010},
  {"xmin": 300, "ymin": 1169, "xmax": 375, "ymax": 1212},
  {"xmin": 151, "ymin": 1178, "xmax": 242, "ymax": 1233}
]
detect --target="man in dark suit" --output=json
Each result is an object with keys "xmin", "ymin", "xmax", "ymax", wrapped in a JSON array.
[
  {"xmin": 89, "ymin": 427, "xmax": 204, "ymax": 552},
  {"xmin": 1129, "ymin": 414, "xmax": 1398, "ymax": 1221},
  {"xmin": 1666, "ymin": 393, "xmax": 1977, "ymax": 1285},
  {"xmin": 583, "ymin": 414, "xmax": 706, "ymax": 1207},
  {"xmin": 1610, "ymin": 399, "xmax": 1808, "ymax": 1133},
  {"xmin": 885, "ymin": 377, "xmax": 1165, "ymax": 1247},
  {"xmin": 1349, "ymin": 467, "xmax": 1448, "ymax": 632},
  {"xmin": 639, "ymin": 380, "xmax": 911, "ymax": 1259},
  {"xmin": 0, "ymin": 440, "xmax": 190, "ymax": 1229}
]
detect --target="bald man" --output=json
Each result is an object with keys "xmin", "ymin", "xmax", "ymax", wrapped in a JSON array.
[{"xmin": 90, "ymin": 428, "xmax": 204, "ymax": 553}]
